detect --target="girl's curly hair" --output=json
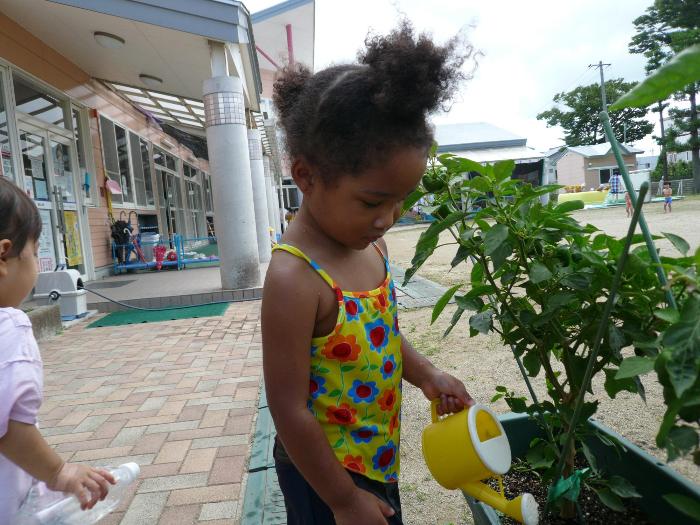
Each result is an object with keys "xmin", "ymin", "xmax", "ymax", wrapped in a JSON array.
[{"xmin": 273, "ymin": 20, "xmax": 473, "ymax": 178}]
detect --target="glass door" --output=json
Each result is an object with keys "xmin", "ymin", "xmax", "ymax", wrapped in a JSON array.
[
  {"xmin": 50, "ymin": 134, "xmax": 85, "ymax": 274},
  {"xmin": 18, "ymin": 126, "xmax": 61, "ymax": 272}
]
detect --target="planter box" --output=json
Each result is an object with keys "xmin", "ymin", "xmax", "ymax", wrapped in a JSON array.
[{"xmin": 465, "ymin": 413, "xmax": 700, "ymax": 524}]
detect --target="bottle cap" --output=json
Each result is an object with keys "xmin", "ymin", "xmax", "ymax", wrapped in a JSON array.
[{"xmin": 119, "ymin": 462, "xmax": 141, "ymax": 482}]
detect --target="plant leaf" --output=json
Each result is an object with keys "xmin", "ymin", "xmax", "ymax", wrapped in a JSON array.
[
  {"xmin": 581, "ymin": 441, "xmax": 599, "ymax": 475},
  {"xmin": 592, "ymin": 487, "xmax": 626, "ymax": 512},
  {"xmin": 494, "ymin": 160, "xmax": 515, "ymax": 182},
  {"xmin": 469, "ymin": 309, "xmax": 493, "ymax": 334},
  {"xmin": 555, "ymin": 200, "xmax": 585, "ymax": 213},
  {"xmin": 663, "ymin": 493, "xmax": 700, "ymax": 521},
  {"xmin": 402, "ymin": 188, "xmax": 425, "ymax": 213},
  {"xmin": 655, "ymin": 307, "xmax": 681, "ymax": 324},
  {"xmin": 522, "ymin": 351, "xmax": 541, "ymax": 377},
  {"xmin": 529, "ymin": 261, "xmax": 553, "ymax": 284},
  {"xmin": 666, "ymin": 347, "xmax": 698, "ymax": 398},
  {"xmin": 615, "ymin": 356, "xmax": 656, "ymax": 380},
  {"xmin": 432, "ymin": 285, "xmax": 462, "ymax": 324},
  {"xmin": 663, "ymin": 232, "xmax": 690, "ymax": 256},
  {"xmin": 443, "ymin": 307, "xmax": 465, "ymax": 337},
  {"xmin": 604, "ymin": 368, "xmax": 638, "ymax": 398},
  {"xmin": 484, "ymin": 224, "xmax": 509, "ymax": 256},
  {"xmin": 610, "ymin": 44, "xmax": 700, "ymax": 110},
  {"xmin": 666, "ymin": 426, "xmax": 700, "ymax": 462},
  {"xmin": 608, "ymin": 475, "xmax": 641, "ymax": 498}
]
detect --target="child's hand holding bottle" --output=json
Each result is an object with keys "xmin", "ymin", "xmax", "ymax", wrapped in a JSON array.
[{"xmin": 48, "ymin": 462, "xmax": 115, "ymax": 510}]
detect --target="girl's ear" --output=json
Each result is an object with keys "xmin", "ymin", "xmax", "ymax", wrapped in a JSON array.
[
  {"xmin": 0, "ymin": 239, "xmax": 12, "ymax": 277},
  {"xmin": 291, "ymin": 157, "xmax": 315, "ymax": 195}
]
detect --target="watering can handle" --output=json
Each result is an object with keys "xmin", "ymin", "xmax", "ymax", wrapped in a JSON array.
[{"xmin": 431, "ymin": 399, "xmax": 440, "ymax": 423}]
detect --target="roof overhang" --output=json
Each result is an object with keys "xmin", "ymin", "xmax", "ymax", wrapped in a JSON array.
[
  {"xmin": 0, "ymin": 0, "xmax": 261, "ymax": 109},
  {"xmin": 252, "ymin": 0, "xmax": 315, "ymax": 72},
  {"xmin": 437, "ymin": 138, "xmax": 526, "ymax": 154},
  {"xmin": 443, "ymin": 145, "xmax": 545, "ymax": 164}
]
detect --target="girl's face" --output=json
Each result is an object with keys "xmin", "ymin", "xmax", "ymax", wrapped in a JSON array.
[
  {"xmin": 0, "ymin": 239, "xmax": 39, "ymax": 308},
  {"xmin": 302, "ymin": 147, "xmax": 427, "ymax": 250}
]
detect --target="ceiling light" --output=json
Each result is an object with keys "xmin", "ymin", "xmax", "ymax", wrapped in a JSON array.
[
  {"xmin": 94, "ymin": 31, "xmax": 125, "ymax": 49},
  {"xmin": 139, "ymin": 74, "xmax": 163, "ymax": 88}
]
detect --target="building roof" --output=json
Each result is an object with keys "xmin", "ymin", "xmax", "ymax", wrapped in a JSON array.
[
  {"xmin": 567, "ymin": 143, "xmax": 644, "ymax": 157},
  {"xmin": 440, "ymin": 145, "xmax": 544, "ymax": 164},
  {"xmin": 434, "ymin": 122, "xmax": 527, "ymax": 152}
]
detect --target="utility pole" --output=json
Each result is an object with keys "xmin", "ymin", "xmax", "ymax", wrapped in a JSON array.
[{"xmin": 589, "ymin": 60, "xmax": 611, "ymax": 111}]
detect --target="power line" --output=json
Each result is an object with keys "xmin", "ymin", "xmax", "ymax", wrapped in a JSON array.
[{"xmin": 588, "ymin": 61, "xmax": 611, "ymax": 111}]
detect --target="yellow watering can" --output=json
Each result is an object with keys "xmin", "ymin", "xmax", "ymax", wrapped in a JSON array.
[{"xmin": 422, "ymin": 402, "xmax": 539, "ymax": 525}]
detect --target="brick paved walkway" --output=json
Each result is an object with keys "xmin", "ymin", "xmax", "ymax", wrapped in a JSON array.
[{"xmin": 38, "ymin": 300, "xmax": 263, "ymax": 524}]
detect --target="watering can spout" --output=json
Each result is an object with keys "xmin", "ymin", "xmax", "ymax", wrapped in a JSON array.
[{"xmin": 461, "ymin": 482, "xmax": 539, "ymax": 525}]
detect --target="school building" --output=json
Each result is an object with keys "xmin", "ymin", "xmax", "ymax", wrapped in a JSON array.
[{"xmin": 0, "ymin": 0, "xmax": 313, "ymax": 289}]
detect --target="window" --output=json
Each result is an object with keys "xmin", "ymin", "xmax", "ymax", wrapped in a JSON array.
[
  {"xmin": 203, "ymin": 173, "xmax": 213, "ymax": 213},
  {"xmin": 128, "ymin": 132, "xmax": 155, "ymax": 207},
  {"xmin": 13, "ymin": 75, "xmax": 68, "ymax": 129},
  {"xmin": 154, "ymin": 148, "xmax": 184, "ymax": 237},
  {"xmin": 184, "ymin": 164, "xmax": 205, "ymax": 238},
  {"xmin": 72, "ymin": 108, "xmax": 93, "ymax": 203},
  {"xmin": 0, "ymin": 74, "xmax": 15, "ymax": 179},
  {"xmin": 599, "ymin": 168, "xmax": 620, "ymax": 185}
]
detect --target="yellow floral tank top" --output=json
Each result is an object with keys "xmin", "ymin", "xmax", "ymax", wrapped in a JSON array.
[{"xmin": 273, "ymin": 243, "xmax": 403, "ymax": 483}]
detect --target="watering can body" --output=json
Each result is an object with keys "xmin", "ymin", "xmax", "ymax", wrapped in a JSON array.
[{"xmin": 422, "ymin": 403, "xmax": 538, "ymax": 525}]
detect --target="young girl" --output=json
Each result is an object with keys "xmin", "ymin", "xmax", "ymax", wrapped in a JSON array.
[
  {"xmin": 0, "ymin": 177, "xmax": 114, "ymax": 523},
  {"xmin": 262, "ymin": 22, "xmax": 474, "ymax": 525}
]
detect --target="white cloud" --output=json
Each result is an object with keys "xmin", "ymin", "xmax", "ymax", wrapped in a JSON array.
[{"xmin": 248, "ymin": 0, "xmax": 659, "ymax": 153}]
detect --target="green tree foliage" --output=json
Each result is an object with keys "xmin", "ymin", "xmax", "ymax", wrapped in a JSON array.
[
  {"xmin": 629, "ymin": 0, "xmax": 700, "ymax": 191},
  {"xmin": 651, "ymin": 156, "xmax": 693, "ymax": 181},
  {"xmin": 537, "ymin": 79, "xmax": 653, "ymax": 146}
]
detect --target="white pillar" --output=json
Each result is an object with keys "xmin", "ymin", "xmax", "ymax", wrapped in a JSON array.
[
  {"xmin": 263, "ymin": 155, "xmax": 279, "ymax": 237},
  {"xmin": 203, "ymin": 74, "xmax": 260, "ymax": 288},
  {"xmin": 248, "ymin": 129, "xmax": 272, "ymax": 262}
]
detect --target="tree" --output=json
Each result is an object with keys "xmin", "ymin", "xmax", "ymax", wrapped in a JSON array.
[
  {"xmin": 629, "ymin": 0, "xmax": 700, "ymax": 192},
  {"xmin": 537, "ymin": 79, "xmax": 653, "ymax": 146}
]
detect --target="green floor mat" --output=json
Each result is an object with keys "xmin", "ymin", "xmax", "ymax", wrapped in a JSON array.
[{"xmin": 88, "ymin": 302, "xmax": 229, "ymax": 328}]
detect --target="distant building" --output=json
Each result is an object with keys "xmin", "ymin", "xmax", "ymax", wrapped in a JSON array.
[{"xmin": 637, "ymin": 155, "xmax": 658, "ymax": 171}]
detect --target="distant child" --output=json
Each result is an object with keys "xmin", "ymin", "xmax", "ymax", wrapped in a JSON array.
[
  {"xmin": 663, "ymin": 181, "xmax": 673, "ymax": 213},
  {"xmin": 0, "ymin": 178, "xmax": 114, "ymax": 523},
  {"xmin": 262, "ymin": 22, "xmax": 474, "ymax": 525},
  {"xmin": 625, "ymin": 190, "xmax": 632, "ymax": 217}
]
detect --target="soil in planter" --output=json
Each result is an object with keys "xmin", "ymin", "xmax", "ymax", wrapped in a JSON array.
[{"xmin": 488, "ymin": 466, "xmax": 653, "ymax": 525}]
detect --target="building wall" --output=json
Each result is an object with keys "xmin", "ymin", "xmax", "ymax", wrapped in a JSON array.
[
  {"xmin": 555, "ymin": 152, "xmax": 585, "ymax": 187},
  {"xmin": 0, "ymin": 12, "xmax": 210, "ymax": 275}
]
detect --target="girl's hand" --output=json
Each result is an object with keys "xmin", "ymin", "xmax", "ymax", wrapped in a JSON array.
[
  {"xmin": 420, "ymin": 370, "xmax": 475, "ymax": 416},
  {"xmin": 48, "ymin": 463, "xmax": 116, "ymax": 510},
  {"xmin": 333, "ymin": 487, "xmax": 395, "ymax": 525}
]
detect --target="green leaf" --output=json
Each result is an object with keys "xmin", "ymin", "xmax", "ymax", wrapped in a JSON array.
[
  {"xmin": 663, "ymin": 232, "xmax": 690, "ymax": 256},
  {"xmin": 667, "ymin": 347, "xmax": 699, "ymax": 399},
  {"xmin": 581, "ymin": 441, "xmax": 599, "ymax": 474},
  {"xmin": 610, "ymin": 44, "xmax": 700, "ymax": 110},
  {"xmin": 444, "ymin": 307, "xmax": 465, "ymax": 337},
  {"xmin": 471, "ymin": 262, "xmax": 484, "ymax": 285},
  {"xmin": 555, "ymin": 200, "xmax": 585, "ymax": 213},
  {"xmin": 469, "ymin": 309, "xmax": 493, "ymax": 334},
  {"xmin": 402, "ymin": 189, "xmax": 425, "ymax": 213},
  {"xmin": 328, "ymin": 389, "xmax": 342, "ymax": 397},
  {"xmin": 490, "ymin": 241, "xmax": 513, "ymax": 271},
  {"xmin": 549, "ymin": 469, "xmax": 588, "ymax": 503},
  {"xmin": 438, "ymin": 154, "xmax": 486, "ymax": 175},
  {"xmin": 608, "ymin": 325, "xmax": 626, "ymax": 352},
  {"xmin": 615, "ymin": 357, "xmax": 656, "ymax": 379},
  {"xmin": 451, "ymin": 245, "xmax": 471, "ymax": 268},
  {"xmin": 522, "ymin": 351, "xmax": 541, "ymax": 377},
  {"xmin": 593, "ymin": 487, "xmax": 625, "ymax": 512},
  {"xmin": 495, "ymin": 385, "xmax": 508, "ymax": 393},
  {"xmin": 432, "ymin": 285, "xmax": 462, "ymax": 324},
  {"xmin": 608, "ymin": 475, "xmax": 641, "ymax": 498},
  {"xmin": 546, "ymin": 292, "xmax": 577, "ymax": 310},
  {"xmin": 663, "ymin": 493, "xmax": 700, "ymax": 522},
  {"xmin": 404, "ymin": 211, "xmax": 462, "ymax": 285},
  {"xmin": 316, "ymin": 367, "xmax": 330, "ymax": 374},
  {"xmin": 455, "ymin": 294, "xmax": 484, "ymax": 312},
  {"xmin": 666, "ymin": 426, "xmax": 699, "ymax": 462},
  {"xmin": 340, "ymin": 365, "xmax": 355, "ymax": 372},
  {"xmin": 332, "ymin": 437, "xmax": 345, "ymax": 448},
  {"xmin": 526, "ymin": 441, "xmax": 556, "ymax": 469},
  {"xmin": 695, "ymin": 247, "xmax": 700, "ymax": 271},
  {"xmin": 484, "ymin": 224, "xmax": 509, "ymax": 256},
  {"xmin": 655, "ymin": 307, "xmax": 681, "ymax": 324},
  {"xmin": 490, "ymin": 393, "xmax": 504, "ymax": 402},
  {"xmin": 469, "ymin": 175, "xmax": 492, "ymax": 193},
  {"xmin": 493, "ymin": 160, "xmax": 515, "ymax": 182},
  {"xmin": 592, "ymin": 234, "xmax": 608, "ymax": 250},
  {"xmin": 505, "ymin": 396, "xmax": 527, "ymax": 413},
  {"xmin": 529, "ymin": 261, "xmax": 553, "ymax": 284},
  {"xmin": 560, "ymin": 272, "xmax": 592, "ymax": 290},
  {"xmin": 369, "ymin": 364, "xmax": 379, "ymax": 370},
  {"xmin": 604, "ymin": 368, "xmax": 638, "ymax": 398}
]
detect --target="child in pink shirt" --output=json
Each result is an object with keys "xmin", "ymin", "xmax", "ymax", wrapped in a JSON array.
[{"xmin": 0, "ymin": 178, "xmax": 114, "ymax": 523}]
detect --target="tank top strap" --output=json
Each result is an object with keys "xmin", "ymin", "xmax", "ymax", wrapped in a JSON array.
[
  {"xmin": 272, "ymin": 243, "xmax": 338, "ymax": 290},
  {"xmin": 371, "ymin": 242, "xmax": 390, "ymax": 274}
]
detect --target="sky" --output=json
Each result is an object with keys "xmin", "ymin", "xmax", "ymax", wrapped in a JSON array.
[{"xmin": 248, "ymin": 0, "xmax": 665, "ymax": 156}]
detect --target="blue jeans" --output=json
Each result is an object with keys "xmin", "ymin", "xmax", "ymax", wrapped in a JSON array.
[{"xmin": 274, "ymin": 438, "xmax": 403, "ymax": 525}]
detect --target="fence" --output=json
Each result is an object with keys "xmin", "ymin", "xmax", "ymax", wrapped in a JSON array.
[
  {"xmin": 650, "ymin": 178, "xmax": 696, "ymax": 196},
  {"xmin": 112, "ymin": 234, "xmax": 219, "ymax": 274}
]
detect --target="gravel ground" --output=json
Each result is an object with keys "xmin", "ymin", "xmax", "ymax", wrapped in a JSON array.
[{"xmin": 385, "ymin": 196, "xmax": 700, "ymax": 525}]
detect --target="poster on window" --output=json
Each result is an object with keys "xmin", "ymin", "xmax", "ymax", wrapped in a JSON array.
[
  {"xmin": 63, "ymin": 210, "xmax": 82, "ymax": 267},
  {"xmin": 38, "ymin": 209, "xmax": 56, "ymax": 272}
]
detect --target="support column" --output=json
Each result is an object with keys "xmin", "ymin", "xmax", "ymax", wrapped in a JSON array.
[
  {"xmin": 248, "ymin": 129, "xmax": 272, "ymax": 262},
  {"xmin": 263, "ymin": 155, "xmax": 279, "ymax": 237},
  {"xmin": 203, "ymin": 73, "xmax": 260, "ymax": 289}
]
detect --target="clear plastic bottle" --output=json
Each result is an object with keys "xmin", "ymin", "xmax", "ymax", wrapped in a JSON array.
[{"xmin": 13, "ymin": 462, "xmax": 140, "ymax": 525}]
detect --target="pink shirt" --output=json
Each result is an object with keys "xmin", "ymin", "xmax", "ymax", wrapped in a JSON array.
[{"xmin": 0, "ymin": 307, "xmax": 43, "ymax": 523}]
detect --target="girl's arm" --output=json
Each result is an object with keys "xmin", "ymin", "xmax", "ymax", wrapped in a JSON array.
[
  {"xmin": 0, "ymin": 420, "xmax": 114, "ymax": 509},
  {"xmin": 262, "ymin": 257, "xmax": 394, "ymax": 524}
]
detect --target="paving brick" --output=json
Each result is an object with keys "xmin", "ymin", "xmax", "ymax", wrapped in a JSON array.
[
  {"xmin": 91, "ymin": 420, "xmax": 127, "ymax": 439},
  {"xmin": 90, "ymin": 404, "xmax": 142, "ymax": 416},
  {"xmin": 140, "ymin": 462, "xmax": 181, "ymax": 479},
  {"xmin": 110, "ymin": 426, "xmax": 147, "ymax": 447},
  {"xmin": 185, "ymin": 396, "xmax": 233, "ymax": 407},
  {"xmin": 154, "ymin": 440, "xmax": 191, "ymax": 464},
  {"xmin": 208, "ymin": 456, "xmax": 245, "ymax": 485},
  {"xmin": 212, "ymin": 383, "xmax": 237, "ymax": 397},
  {"xmin": 157, "ymin": 400, "xmax": 187, "ymax": 416},
  {"xmin": 223, "ymin": 413, "xmax": 253, "ymax": 436},
  {"xmin": 125, "ymin": 414, "xmax": 178, "ymax": 428},
  {"xmin": 72, "ymin": 446, "xmax": 133, "ymax": 462},
  {"xmin": 167, "ymin": 426, "xmax": 223, "ymax": 442},
  {"xmin": 166, "ymin": 483, "xmax": 240, "ymax": 506},
  {"xmin": 44, "ymin": 431, "xmax": 95, "ymax": 446},
  {"xmin": 145, "ymin": 420, "xmax": 199, "ymax": 434},
  {"xmin": 137, "ymin": 472, "xmax": 208, "ymax": 493},
  {"xmin": 216, "ymin": 445, "xmax": 248, "ymax": 458},
  {"xmin": 131, "ymin": 432, "xmax": 168, "ymax": 454},
  {"xmin": 73, "ymin": 414, "xmax": 110, "ymax": 433},
  {"xmin": 191, "ymin": 435, "xmax": 248, "ymax": 449},
  {"xmin": 199, "ymin": 500, "xmax": 237, "ymax": 520},
  {"xmin": 200, "ymin": 409, "xmax": 229, "ymax": 428},
  {"xmin": 157, "ymin": 503, "xmax": 201, "ymax": 525},
  {"xmin": 177, "ymin": 405, "xmax": 207, "ymax": 422},
  {"xmin": 57, "ymin": 410, "xmax": 91, "ymax": 427},
  {"xmin": 107, "ymin": 409, "xmax": 159, "ymax": 422},
  {"xmin": 121, "ymin": 491, "xmax": 168, "ymax": 525},
  {"xmin": 55, "ymin": 438, "xmax": 113, "ymax": 453},
  {"xmin": 180, "ymin": 447, "xmax": 217, "ymax": 474},
  {"xmin": 139, "ymin": 396, "xmax": 168, "ymax": 412}
]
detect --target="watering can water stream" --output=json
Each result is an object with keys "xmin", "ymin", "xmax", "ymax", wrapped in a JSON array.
[{"xmin": 422, "ymin": 402, "xmax": 539, "ymax": 525}]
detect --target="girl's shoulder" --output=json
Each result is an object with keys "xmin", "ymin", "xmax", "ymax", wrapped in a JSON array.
[{"xmin": 0, "ymin": 308, "xmax": 41, "ymax": 366}]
